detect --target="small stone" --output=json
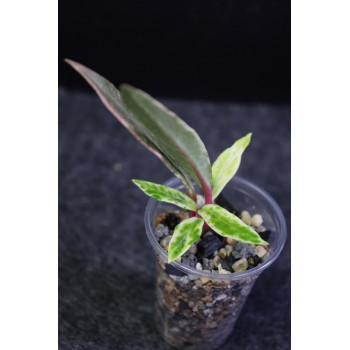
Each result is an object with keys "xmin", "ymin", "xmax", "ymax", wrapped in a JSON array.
[
  {"xmin": 232, "ymin": 258, "xmax": 248, "ymax": 272},
  {"xmin": 225, "ymin": 244, "xmax": 233, "ymax": 255},
  {"xmin": 160, "ymin": 235, "xmax": 171, "ymax": 248},
  {"xmin": 179, "ymin": 276, "xmax": 189, "ymax": 284},
  {"xmin": 208, "ymin": 321, "xmax": 217, "ymax": 328},
  {"xmin": 251, "ymin": 214, "xmax": 263, "ymax": 227},
  {"xmin": 213, "ymin": 255, "xmax": 221, "ymax": 268},
  {"xmin": 164, "ymin": 213, "xmax": 180, "ymax": 230},
  {"xmin": 226, "ymin": 255, "xmax": 236, "ymax": 264},
  {"xmin": 200, "ymin": 277, "xmax": 210, "ymax": 285},
  {"xmin": 178, "ymin": 299, "xmax": 190, "ymax": 310},
  {"xmin": 218, "ymin": 263, "xmax": 231, "ymax": 274},
  {"xmin": 256, "ymin": 225, "xmax": 266, "ymax": 233},
  {"xmin": 188, "ymin": 301, "xmax": 195, "ymax": 308},
  {"xmin": 181, "ymin": 251, "xmax": 197, "ymax": 268},
  {"xmin": 247, "ymin": 255, "xmax": 260, "ymax": 267},
  {"xmin": 201, "ymin": 258, "xmax": 210, "ymax": 270},
  {"xmin": 203, "ymin": 309, "xmax": 213, "ymax": 316},
  {"xmin": 215, "ymin": 293, "xmax": 227, "ymax": 301},
  {"xmin": 255, "ymin": 245, "xmax": 267, "ymax": 258},
  {"xmin": 220, "ymin": 259, "xmax": 232, "ymax": 272},
  {"xmin": 195, "ymin": 262, "xmax": 202, "ymax": 270},
  {"xmin": 195, "ymin": 279, "xmax": 203, "ymax": 288},
  {"xmin": 196, "ymin": 235, "xmax": 224, "ymax": 259},
  {"xmin": 226, "ymin": 237, "xmax": 236, "ymax": 245},
  {"xmin": 231, "ymin": 241, "xmax": 255, "ymax": 259},
  {"xmin": 219, "ymin": 248, "xmax": 227, "ymax": 258},
  {"xmin": 155, "ymin": 224, "xmax": 169, "ymax": 239},
  {"xmin": 241, "ymin": 210, "xmax": 252, "ymax": 225}
]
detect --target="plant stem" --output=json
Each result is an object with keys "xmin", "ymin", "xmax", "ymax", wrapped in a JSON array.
[{"xmin": 204, "ymin": 187, "xmax": 213, "ymax": 205}]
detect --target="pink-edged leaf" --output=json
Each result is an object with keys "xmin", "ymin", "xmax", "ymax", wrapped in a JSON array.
[
  {"xmin": 120, "ymin": 84, "xmax": 212, "ymax": 195},
  {"xmin": 65, "ymin": 59, "xmax": 196, "ymax": 198}
]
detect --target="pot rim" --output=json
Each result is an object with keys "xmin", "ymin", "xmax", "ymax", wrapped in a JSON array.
[{"xmin": 144, "ymin": 176, "xmax": 287, "ymax": 281}]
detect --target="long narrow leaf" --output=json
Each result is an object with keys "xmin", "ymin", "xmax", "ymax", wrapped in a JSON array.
[
  {"xmin": 168, "ymin": 217, "xmax": 204, "ymax": 262},
  {"xmin": 65, "ymin": 59, "xmax": 196, "ymax": 198},
  {"xmin": 212, "ymin": 133, "xmax": 252, "ymax": 199},
  {"xmin": 198, "ymin": 204, "xmax": 268, "ymax": 245},
  {"xmin": 132, "ymin": 180, "xmax": 197, "ymax": 211},
  {"xmin": 120, "ymin": 84, "xmax": 212, "ymax": 194}
]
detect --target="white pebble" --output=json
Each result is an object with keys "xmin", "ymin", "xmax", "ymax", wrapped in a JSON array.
[
  {"xmin": 215, "ymin": 293, "xmax": 227, "ymax": 301},
  {"xmin": 196, "ymin": 262, "xmax": 202, "ymax": 270},
  {"xmin": 256, "ymin": 225, "xmax": 266, "ymax": 233},
  {"xmin": 251, "ymin": 214, "xmax": 263, "ymax": 227},
  {"xmin": 241, "ymin": 211, "xmax": 252, "ymax": 225}
]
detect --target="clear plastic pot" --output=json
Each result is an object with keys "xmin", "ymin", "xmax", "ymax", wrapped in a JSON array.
[{"xmin": 145, "ymin": 176, "xmax": 287, "ymax": 350}]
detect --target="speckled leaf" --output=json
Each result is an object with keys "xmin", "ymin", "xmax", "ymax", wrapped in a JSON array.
[
  {"xmin": 132, "ymin": 180, "xmax": 197, "ymax": 211},
  {"xmin": 120, "ymin": 84, "xmax": 212, "ymax": 194},
  {"xmin": 168, "ymin": 218, "xmax": 204, "ymax": 262},
  {"xmin": 65, "ymin": 59, "xmax": 196, "ymax": 199},
  {"xmin": 198, "ymin": 204, "xmax": 268, "ymax": 245},
  {"xmin": 212, "ymin": 133, "xmax": 252, "ymax": 199}
]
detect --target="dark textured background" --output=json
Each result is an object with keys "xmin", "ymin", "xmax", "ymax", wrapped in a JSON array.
[
  {"xmin": 58, "ymin": 88, "xmax": 291, "ymax": 349},
  {"xmin": 59, "ymin": 0, "xmax": 291, "ymax": 103}
]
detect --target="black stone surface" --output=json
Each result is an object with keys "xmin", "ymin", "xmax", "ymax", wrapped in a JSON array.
[{"xmin": 59, "ymin": 89, "xmax": 291, "ymax": 350}]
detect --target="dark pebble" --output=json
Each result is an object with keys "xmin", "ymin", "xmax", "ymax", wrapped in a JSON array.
[
  {"xmin": 164, "ymin": 213, "xmax": 180, "ymax": 230},
  {"xmin": 226, "ymin": 255, "xmax": 235, "ymax": 264},
  {"xmin": 248, "ymin": 255, "xmax": 260, "ymax": 267},
  {"xmin": 196, "ymin": 235, "xmax": 224, "ymax": 259},
  {"xmin": 215, "ymin": 193, "xmax": 240, "ymax": 216},
  {"xmin": 165, "ymin": 264, "xmax": 186, "ymax": 276},
  {"xmin": 178, "ymin": 299, "xmax": 190, "ymax": 310},
  {"xmin": 220, "ymin": 258, "xmax": 233, "ymax": 272},
  {"xmin": 259, "ymin": 230, "xmax": 271, "ymax": 242}
]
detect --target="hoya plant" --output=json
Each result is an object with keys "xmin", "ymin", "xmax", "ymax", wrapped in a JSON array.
[{"xmin": 65, "ymin": 59, "xmax": 268, "ymax": 263}]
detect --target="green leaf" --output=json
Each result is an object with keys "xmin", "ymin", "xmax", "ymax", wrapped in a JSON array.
[
  {"xmin": 212, "ymin": 133, "xmax": 252, "ymax": 199},
  {"xmin": 120, "ymin": 84, "xmax": 212, "ymax": 194},
  {"xmin": 132, "ymin": 179, "xmax": 197, "ymax": 211},
  {"xmin": 65, "ymin": 59, "xmax": 196, "ymax": 199},
  {"xmin": 198, "ymin": 204, "xmax": 268, "ymax": 245},
  {"xmin": 168, "ymin": 218, "xmax": 204, "ymax": 262}
]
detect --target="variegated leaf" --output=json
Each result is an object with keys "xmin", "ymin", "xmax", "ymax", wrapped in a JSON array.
[
  {"xmin": 168, "ymin": 217, "xmax": 204, "ymax": 262},
  {"xmin": 132, "ymin": 179, "xmax": 197, "ymax": 211},
  {"xmin": 212, "ymin": 133, "xmax": 252, "ymax": 199},
  {"xmin": 198, "ymin": 204, "xmax": 268, "ymax": 245}
]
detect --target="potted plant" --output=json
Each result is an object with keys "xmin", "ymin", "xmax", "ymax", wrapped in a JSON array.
[{"xmin": 65, "ymin": 59, "xmax": 287, "ymax": 350}]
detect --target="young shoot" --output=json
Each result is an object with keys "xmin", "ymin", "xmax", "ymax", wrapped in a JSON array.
[{"xmin": 66, "ymin": 59, "xmax": 268, "ymax": 263}]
